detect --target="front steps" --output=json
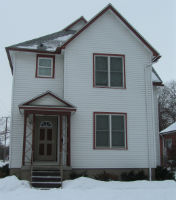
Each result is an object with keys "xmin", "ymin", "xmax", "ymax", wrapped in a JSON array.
[{"xmin": 31, "ymin": 169, "xmax": 62, "ymax": 189}]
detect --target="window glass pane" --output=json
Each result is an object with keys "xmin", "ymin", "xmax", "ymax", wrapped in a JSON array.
[
  {"xmin": 39, "ymin": 58, "xmax": 51, "ymax": 67},
  {"xmin": 96, "ymin": 71, "xmax": 108, "ymax": 86},
  {"xmin": 112, "ymin": 131, "xmax": 125, "ymax": 147},
  {"xmin": 95, "ymin": 56, "xmax": 108, "ymax": 71},
  {"xmin": 38, "ymin": 67, "xmax": 52, "ymax": 76},
  {"xmin": 112, "ymin": 115, "xmax": 124, "ymax": 130},
  {"xmin": 96, "ymin": 115, "xmax": 109, "ymax": 130},
  {"xmin": 110, "ymin": 72, "xmax": 123, "ymax": 87},
  {"xmin": 96, "ymin": 131, "xmax": 109, "ymax": 147},
  {"xmin": 110, "ymin": 57, "xmax": 123, "ymax": 72}
]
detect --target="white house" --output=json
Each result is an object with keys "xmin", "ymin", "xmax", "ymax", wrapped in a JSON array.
[{"xmin": 6, "ymin": 4, "xmax": 163, "ymax": 186}]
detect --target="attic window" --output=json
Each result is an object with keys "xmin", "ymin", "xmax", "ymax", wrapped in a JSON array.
[{"xmin": 36, "ymin": 55, "xmax": 55, "ymax": 78}]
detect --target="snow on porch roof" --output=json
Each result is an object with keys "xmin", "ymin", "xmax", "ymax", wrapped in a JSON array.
[
  {"xmin": 160, "ymin": 122, "xmax": 176, "ymax": 135},
  {"xmin": 19, "ymin": 91, "xmax": 76, "ymax": 112}
]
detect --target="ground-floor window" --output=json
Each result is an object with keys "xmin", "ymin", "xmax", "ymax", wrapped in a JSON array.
[{"xmin": 94, "ymin": 112, "xmax": 127, "ymax": 149}]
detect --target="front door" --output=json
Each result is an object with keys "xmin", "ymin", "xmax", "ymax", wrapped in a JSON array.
[{"xmin": 34, "ymin": 116, "xmax": 58, "ymax": 161}]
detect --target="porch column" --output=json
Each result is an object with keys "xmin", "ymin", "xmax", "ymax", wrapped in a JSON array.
[
  {"xmin": 22, "ymin": 111, "xmax": 27, "ymax": 166},
  {"xmin": 59, "ymin": 114, "xmax": 63, "ymax": 165},
  {"xmin": 31, "ymin": 114, "xmax": 35, "ymax": 164},
  {"xmin": 67, "ymin": 113, "xmax": 71, "ymax": 166}
]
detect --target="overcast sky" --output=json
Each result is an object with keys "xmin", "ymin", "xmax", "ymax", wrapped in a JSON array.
[{"xmin": 0, "ymin": 0, "xmax": 175, "ymax": 116}]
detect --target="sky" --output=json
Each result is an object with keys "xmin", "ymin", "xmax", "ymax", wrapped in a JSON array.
[{"xmin": 0, "ymin": 0, "xmax": 175, "ymax": 116}]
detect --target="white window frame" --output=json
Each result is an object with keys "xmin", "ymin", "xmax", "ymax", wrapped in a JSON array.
[
  {"xmin": 94, "ymin": 54, "xmax": 125, "ymax": 88},
  {"xmin": 37, "ymin": 57, "xmax": 53, "ymax": 78},
  {"xmin": 95, "ymin": 113, "xmax": 127, "ymax": 149}
]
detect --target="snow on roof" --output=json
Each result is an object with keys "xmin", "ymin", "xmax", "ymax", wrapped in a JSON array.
[
  {"xmin": 8, "ymin": 17, "xmax": 86, "ymax": 52},
  {"xmin": 160, "ymin": 122, "xmax": 176, "ymax": 134}
]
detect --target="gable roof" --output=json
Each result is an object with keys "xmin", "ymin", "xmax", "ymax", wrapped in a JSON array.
[
  {"xmin": 57, "ymin": 4, "xmax": 160, "ymax": 62},
  {"xmin": 19, "ymin": 91, "xmax": 76, "ymax": 112},
  {"xmin": 6, "ymin": 4, "xmax": 161, "ymax": 74},
  {"xmin": 160, "ymin": 122, "xmax": 176, "ymax": 135}
]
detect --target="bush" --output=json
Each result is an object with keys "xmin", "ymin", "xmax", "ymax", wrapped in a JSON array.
[
  {"xmin": 121, "ymin": 170, "xmax": 147, "ymax": 181},
  {"xmin": 95, "ymin": 171, "xmax": 119, "ymax": 181},
  {"xmin": 69, "ymin": 170, "xmax": 88, "ymax": 180},
  {"xmin": 155, "ymin": 166, "xmax": 174, "ymax": 180},
  {"xmin": 0, "ymin": 164, "xmax": 9, "ymax": 178}
]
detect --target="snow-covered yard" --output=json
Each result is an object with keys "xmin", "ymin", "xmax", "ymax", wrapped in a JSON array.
[{"xmin": 0, "ymin": 176, "xmax": 176, "ymax": 200}]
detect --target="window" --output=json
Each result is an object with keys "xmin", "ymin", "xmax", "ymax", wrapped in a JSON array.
[
  {"xmin": 165, "ymin": 138, "xmax": 172, "ymax": 149},
  {"xmin": 36, "ymin": 55, "xmax": 55, "ymax": 78},
  {"xmin": 94, "ymin": 112, "xmax": 127, "ymax": 149},
  {"xmin": 94, "ymin": 54, "xmax": 125, "ymax": 88}
]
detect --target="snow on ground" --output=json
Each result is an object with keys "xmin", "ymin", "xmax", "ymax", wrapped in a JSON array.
[{"xmin": 0, "ymin": 176, "xmax": 176, "ymax": 200}]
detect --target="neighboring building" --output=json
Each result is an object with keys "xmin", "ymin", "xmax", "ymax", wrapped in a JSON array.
[
  {"xmin": 160, "ymin": 122, "xmax": 176, "ymax": 165},
  {"xmin": 6, "ymin": 4, "xmax": 163, "ymax": 186}
]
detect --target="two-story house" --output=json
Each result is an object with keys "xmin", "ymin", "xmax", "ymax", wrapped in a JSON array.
[{"xmin": 6, "ymin": 4, "xmax": 163, "ymax": 187}]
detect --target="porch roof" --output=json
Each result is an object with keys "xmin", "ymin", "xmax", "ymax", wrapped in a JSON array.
[{"xmin": 19, "ymin": 91, "xmax": 76, "ymax": 113}]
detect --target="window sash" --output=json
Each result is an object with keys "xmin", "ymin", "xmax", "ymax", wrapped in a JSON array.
[
  {"xmin": 95, "ymin": 114, "xmax": 126, "ymax": 148},
  {"xmin": 94, "ymin": 55, "xmax": 124, "ymax": 88},
  {"xmin": 37, "ymin": 57, "xmax": 53, "ymax": 77}
]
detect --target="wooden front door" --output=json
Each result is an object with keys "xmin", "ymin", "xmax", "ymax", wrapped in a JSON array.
[{"xmin": 35, "ymin": 116, "xmax": 58, "ymax": 161}]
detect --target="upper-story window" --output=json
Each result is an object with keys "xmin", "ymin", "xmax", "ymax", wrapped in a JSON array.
[
  {"xmin": 36, "ymin": 55, "xmax": 55, "ymax": 78},
  {"xmin": 93, "ymin": 53, "xmax": 125, "ymax": 88}
]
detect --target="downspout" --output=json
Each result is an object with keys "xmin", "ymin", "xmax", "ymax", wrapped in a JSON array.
[{"xmin": 144, "ymin": 63, "xmax": 153, "ymax": 181}]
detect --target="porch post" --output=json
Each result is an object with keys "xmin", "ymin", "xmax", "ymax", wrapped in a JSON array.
[
  {"xmin": 31, "ymin": 114, "xmax": 35, "ymax": 164},
  {"xmin": 22, "ymin": 111, "xmax": 27, "ymax": 166},
  {"xmin": 59, "ymin": 114, "xmax": 63, "ymax": 165},
  {"xmin": 67, "ymin": 113, "xmax": 71, "ymax": 166}
]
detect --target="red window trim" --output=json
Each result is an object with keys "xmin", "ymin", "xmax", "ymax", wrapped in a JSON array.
[
  {"xmin": 93, "ymin": 53, "xmax": 126, "ymax": 89},
  {"xmin": 93, "ymin": 112, "xmax": 128, "ymax": 150},
  {"xmin": 36, "ymin": 54, "xmax": 55, "ymax": 78}
]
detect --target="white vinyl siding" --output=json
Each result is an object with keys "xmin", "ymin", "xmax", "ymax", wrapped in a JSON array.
[
  {"xmin": 10, "ymin": 52, "xmax": 64, "ymax": 168},
  {"xmin": 64, "ymin": 10, "xmax": 156, "ymax": 168}
]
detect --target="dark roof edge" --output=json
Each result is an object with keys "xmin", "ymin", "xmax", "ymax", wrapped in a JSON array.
[
  {"xmin": 64, "ymin": 16, "xmax": 87, "ymax": 31},
  {"xmin": 58, "ymin": 4, "xmax": 161, "ymax": 61}
]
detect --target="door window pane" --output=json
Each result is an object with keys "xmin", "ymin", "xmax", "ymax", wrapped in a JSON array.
[
  {"xmin": 47, "ymin": 144, "xmax": 52, "ymax": 155},
  {"xmin": 47, "ymin": 129, "xmax": 52, "ymax": 141},
  {"xmin": 39, "ymin": 144, "xmax": 44, "ymax": 155},
  {"xmin": 40, "ymin": 129, "xmax": 45, "ymax": 140}
]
